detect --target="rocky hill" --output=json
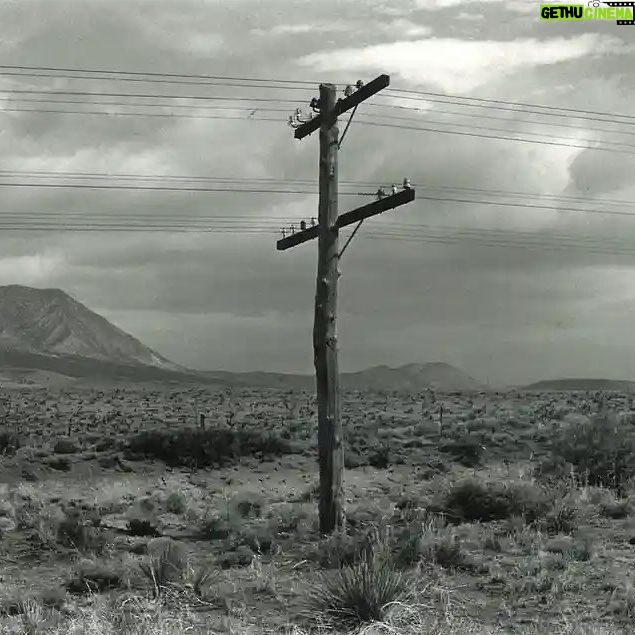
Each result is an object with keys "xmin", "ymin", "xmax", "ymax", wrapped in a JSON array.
[{"xmin": 0, "ymin": 285, "xmax": 180, "ymax": 370}]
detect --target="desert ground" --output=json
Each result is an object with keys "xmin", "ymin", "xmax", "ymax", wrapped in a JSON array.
[{"xmin": 1, "ymin": 384, "xmax": 635, "ymax": 634}]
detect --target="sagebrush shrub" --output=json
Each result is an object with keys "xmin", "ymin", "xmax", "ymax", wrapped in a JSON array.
[
  {"xmin": 439, "ymin": 433, "xmax": 484, "ymax": 467},
  {"xmin": 127, "ymin": 518, "xmax": 160, "ymax": 537},
  {"xmin": 67, "ymin": 560, "xmax": 126, "ymax": 593},
  {"xmin": 550, "ymin": 411, "xmax": 635, "ymax": 493},
  {"xmin": 540, "ymin": 499, "xmax": 579, "ymax": 535},
  {"xmin": 0, "ymin": 430, "xmax": 20, "ymax": 455},
  {"xmin": 442, "ymin": 478, "xmax": 549, "ymax": 523},
  {"xmin": 125, "ymin": 428, "xmax": 293, "ymax": 467},
  {"xmin": 165, "ymin": 491, "xmax": 187, "ymax": 515}
]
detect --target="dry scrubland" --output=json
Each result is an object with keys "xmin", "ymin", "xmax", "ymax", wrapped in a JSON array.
[{"xmin": 2, "ymin": 387, "xmax": 635, "ymax": 633}]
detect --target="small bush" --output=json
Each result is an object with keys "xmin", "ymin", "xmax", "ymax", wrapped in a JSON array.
[
  {"xmin": 125, "ymin": 428, "xmax": 294, "ymax": 467},
  {"xmin": 600, "ymin": 498, "xmax": 631, "ymax": 519},
  {"xmin": 540, "ymin": 500, "xmax": 579, "ymax": 535},
  {"xmin": 439, "ymin": 433, "xmax": 484, "ymax": 467},
  {"xmin": 67, "ymin": 560, "xmax": 126, "ymax": 593},
  {"xmin": 165, "ymin": 491, "xmax": 187, "ymax": 515},
  {"xmin": 56, "ymin": 510, "xmax": 87, "ymax": 549},
  {"xmin": 53, "ymin": 438, "xmax": 78, "ymax": 454},
  {"xmin": 0, "ymin": 430, "xmax": 21, "ymax": 455},
  {"xmin": 232, "ymin": 524, "xmax": 274, "ymax": 554},
  {"xmin": 47, "ymin": 456, "xmax": 71, "ymax": 471},
  {"xmin": 308, "ymin": 530, "xmax": 373, "ymax": 570},
  {"xmin": 306, "ymin": 551, "xmax": 411, "ymax": 629},
  {"xmin": 442, "ymin": 478, "xmax": 549, "ymax": 524},
  {"xmin": 395, "ymin": 516, "xmax": 471, "ymax": 570},
  {"xmin": 186, "ymin": 563, "xmax": 216, "ymax": 598},
  {"xmin": 55, "ymin": 508, "xmax": 110, "ymax": 553},
  {"xmin": 139, "ymin": 538, "xmax": 189, "ymax": 597},
  {"xmin": 229, "ymin": 491, "xmax": 264, "ymax": 519},
  {"xmin": 550, "ymin": 411, "xmax": 635, "ymax": 493},
  {"xmin": 368, "ymin": 445, "xmax": 390, "ymax": 469},
  {"xmin": 201, "ymin": 511, "xmax": 231, "ymax": 540},
  {"xmin": 127, "ymin": 518, "xmax": 160, "ymax": 537}
]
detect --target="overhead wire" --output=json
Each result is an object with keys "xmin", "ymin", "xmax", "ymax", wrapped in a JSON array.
[
  {"xmin": 2, "ymin": 64, "xmax": 632, "ymax": 123},
  {"xmin": 1, "ymin": 104, "xmax": 632, "ymax": 155},
  {"xmin": 2, "ymin": 219, "xmax": 635, "ymax": 259},
  {"xmin": 0, "ymin": 182, "xmax": 375, "ymax": 195},
  {"xmin": 0, "ymin": 64, "xmax": 320, "ymax": 85},
  {"xmin": 0, "ymin": 169, "xmax": 632, "ymax": 209},
  {"xmin": 1, "ymin": 66, "xmax": 634, "ymax": 258},
  {"xmin": 355, "ymin": 113, "xmax": 635, "ymax": 151},
  {"xmin": 0, "ymin": 71, "xmax": 318, "ymax": 91},
  {"xmin": 383, "ymin": 87, "xmax": 635, "ymax": 123},
  {"xmin": 355, "ymin": 120, "xmax": 635, "ymax": 155}
]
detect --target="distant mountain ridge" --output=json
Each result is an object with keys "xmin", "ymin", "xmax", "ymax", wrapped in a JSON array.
[
  {"xmin": 0, "ymin": 285, "xmax": 485, "ymax": 391},
  {"xmin": 340, "ymin": 362, "xmax": 485, "ymax": 391},
  {"xmin": 0, "ymin": 285, "xmax": 180, "ymax": 371},
  {"xmin": 200, "ymin": 362, "xmax": 486, "ymax": 392},
  {"xmin": 522, "ymin": 378, "xmax": 635, "ymax": 392}
]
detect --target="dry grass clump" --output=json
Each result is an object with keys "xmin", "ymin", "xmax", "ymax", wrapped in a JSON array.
[
  {"xmin": 305, "ymin": 548, "xmax": 413, "ymax": 630},
  {"xmin": 138, "ymin": 538, "xmax": 189, "ymax": 598},
  {"xmin": 394, "ymin": 515, "xmax": 473, "ymax": 571},
  {"xmin": 1, "ymin": 592, "xmax": 203, "ymax": 634},
  {"xmin": 66, "ymin": 558, "xmax": 129, "ymax": 594}
]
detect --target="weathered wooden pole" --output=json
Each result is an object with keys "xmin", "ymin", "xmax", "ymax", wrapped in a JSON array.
[{"xmin": 314, "ymin": 83, "xmax": 344, "ymax": 534}]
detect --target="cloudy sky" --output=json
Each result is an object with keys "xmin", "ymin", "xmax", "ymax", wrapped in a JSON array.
[{"xmin": 1, "ymin": 0, "xmax": 634, "ymax": 386}]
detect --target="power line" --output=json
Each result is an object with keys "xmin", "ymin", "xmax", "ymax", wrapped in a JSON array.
[
  {"xmin": 0, "ymin": 64, "xmax": 319, "ymax": 85},
  {"xmin": 0, "ymin": 106, "xmax": 288, "ymax": 122},
  {"xmin": 357, "ymin": 113, "xmax": 635, "ymax": 151},
  {"xmin": 0, "ymin": 88, "xmax": 308, "ymax": 103},
  {"xmin": 1, "ymin": 169, "xmax": 634, "ymax": 213},
  {"xmin": 409, "ymin": 193, "xmax": 635, "ymax": 218},
  {"xmin": 1, "ymin": 169, "xmax": 633, "ymax": 208},
  {"xmin": 413, "ymin": 183, "xmax": 635, "ymax": 209},
  {"xmin": 3, "ymin": 214, "xmax": 635, "ymax": 249},
  {"xmin": 359, "ymin": 108, "xmax": 635, "ymax": 140},
  {"xmin": 4, "ymin": 98, "xmax": 632, "ymax": 155},
  {"xmin": 357, "ymin": 120, "xmax": 635, "ymax": 155},
  {"xmin": 3, "ymin": 79, "xmax": 634, "ymax": 132},
  {"xmin": 0, "ymin": 182, "xmax": 374, "ymax": 195},
  {"xmin": 3, "ymin": 104, "xmax": 632, "ymax": 156},
  {"xmin": 374, "ymin": 95, "xmax": 635, "ymax": 128},
  {"xmin": 5, "ymin": 94, "xmax": 635, "ymax": 142},
  {"xmin": 0, "ymin": 98, "xmax": 293, "ymax": 113},
  {"xmin": 3, "ymin": 65, "xmax": 633, "ymax": 125},
  {"xmin": 3, "ymin": 220, "xmax": 635, "ymax": 258},
  {"xmin": 384, "ymin": 87, "xmax": 635, "ymax": 123},
  {"xmin": 0, "ymin": 71, "xmax": 317, "ymax": 91}
]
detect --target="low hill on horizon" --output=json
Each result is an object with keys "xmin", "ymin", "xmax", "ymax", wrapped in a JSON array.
[
  {"xmin": 339, "ymin": 362, "xmax": 486, "ymax": 392},
  {"xmin": 199, "ymin": 362, "xmax": 487, "ymax": 392},
  {"xmin": 521, "ymin": 378, "xmax": 635, "ymax": 392},
  {"xmin": 0, "ymin": 285, "xmax": 486, "ymax": 391}
]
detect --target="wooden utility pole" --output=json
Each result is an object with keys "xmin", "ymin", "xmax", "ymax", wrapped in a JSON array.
[
  {"xmin": 278, "ymin": 74, "xmax": 415, "ymax": 535},
  {"xmin": 314, "ymin": 83, "xmax": 343, "ymax": 533}
]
